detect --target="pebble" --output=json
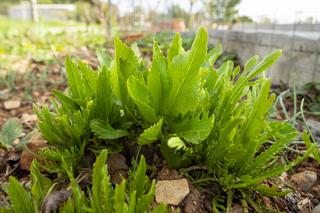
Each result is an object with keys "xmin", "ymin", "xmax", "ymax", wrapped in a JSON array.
[
  {"xmin": 291, "ymin": 171, "xmax": 317, "ymax": 192},
  {"xmin": 107, "ymin": 153, "xmax": 129, "ymax": 185},
  {"xmin": 312, "ymin": 204, "xmax": 320, "ymax": 213},
  {"xmin": 20, "ymin": 131, "xmax": 46, "ymax": 170},
  {"xmin": 312, "ymin": 185, "xmax": 320, "ymax": 199},
  {"xmin": 231, "ymin": 204, "xmax": 243, "ymax": 213},
  {"xmin": 21, "ymin": 113, "xmax": 37, "ymax": 125},
  {"xmin": 155, "ymin": 178, "xmax": 190, "ymax": 205},
  {"xmin": 4, "ymin": 100, "xmax": 21, "ymax": 110}
]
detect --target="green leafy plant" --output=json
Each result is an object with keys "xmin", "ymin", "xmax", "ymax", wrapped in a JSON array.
[
  {"xmin": 114, "ymin": 28, "xmax": 318, "ymax": 209},
  {"xmin": 34, "ymin": 57, "xmax": 129, "ymax": 171},
  {"xmin": 1, "ymin": 151, "xmax": 167, "ymax": 213},
  {"xmin": 0, "ymin": 118, "xmax": 33, "ymax": 150},
  {"xmin": 33, "ymin": 27, "xmax": 318, "ymax": 210},
  {"xmin": 197, "ymin": 53, "xmax": 317, "ymax": 210},
  {"xmin": 113, "ymin": 28, "xmax": 216, "ymax": 168}
]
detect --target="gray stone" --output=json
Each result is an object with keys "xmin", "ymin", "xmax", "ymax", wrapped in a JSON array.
[{"xmin": 307, "ymin": 119, "xmax": 320, "ymax": 132}]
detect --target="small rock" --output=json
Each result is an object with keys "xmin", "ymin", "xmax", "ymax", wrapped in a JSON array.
[
  {"xmin": 273, "ymin": 197, "xmax": 286, "ymax": 211},
  {"xmin": 155, "ymin": 179, "xmax": 190, "ymax": 206},
  {"xmin": 291, "ymin": 171, "xmax": 317, "ymax": 192},
  {"xmin": 307, "ymin": 119, "xmax": 320, "ymax": 138},
  {"xmin": 312, "ymin": 204, "xmax": 320, "ymax": 213},
  {"xmin": 157, "ymin": 166, "xmax": 182, "ymax": 180},
  {"xmin": 231, "ymin": 204, "xmax": 243, "ymax": 213},
  {"xmin": 204, "ymin": 199, "xmax": 213, "ymax": 212},
  {"xmin": 7, "ymin": 151, "xmax": 20, "ymax": 162},
  {"xmin": 107, "ymin": 153, "xmax": 129, "ymax": 185},
  {"xmin": 33, "ymin": 91, "xmax": 41, "ymax": 98},
  {"xmin": 312, "ymin": 185, "xmax": 320, "ymax": 199},
  {"xmin": 183, "ymin": 189, "xmax": 205, "ymax": 213},
  {"xmin": 12, "ymin": 139, "xmax": 20, "ymax": 146},
  {"xmin": 20, "ymin": 131, "xmax": 46, "ymax": 170},
  {"xmin": 21, "ymin": 113, "xmax": 37, "ymax": 125},
  {"xmin": 4, "ymin": 100, "xmax": 21, "ymax": 110},
  {"xmin": 262, "ymin": 196, "xmax": 274, "ymax": 210},
  {"xmin": 107, "ymin": 154, "xmax": 128, "ymax": 173},
  {"xmin": 279, "ymin": 171, "xmax": 288, "ymax": 181},
  {"xmin": 0, "ymin": 149, "xmax": 7, "ymax": 171},
  {"xmin": 9, "ymin": 110, "xmax": 17, "ymax": 116},
  {"xmin": 41, "ymin": 190, "xmax": 72, "ymax": 213},
  {"xmin": 0, "ymin": 190, "xmax": 9, "ymax": 207}
]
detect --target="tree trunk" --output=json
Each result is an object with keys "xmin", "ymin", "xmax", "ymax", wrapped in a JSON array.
[
  {"xmin": 188, "ymin": 0, "xmax": 195, "ymax": 29},
  {"xmin": 30, "ymin": 0, "xmax": 39, "ymax": 22},
  {"xmin": 106, "ymin": 0, "xmax": 112, "ymax": 35}
]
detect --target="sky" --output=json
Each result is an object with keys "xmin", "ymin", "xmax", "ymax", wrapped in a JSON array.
[
  {"xmin": 116, "ymin": 0, "xmax": 320, "ymax": 23},
  {"xmin": 238, "ymin": 0, "xmax": 320, "ymax": 23}
]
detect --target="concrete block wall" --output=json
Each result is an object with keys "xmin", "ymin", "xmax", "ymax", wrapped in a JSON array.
[
  {"xmin": 184, "ymin": 30, "xmax": 320, "ymax": 86},
  {"xmin": 232, "ymin": 23, "xmax": 320, "ymax": 33}
]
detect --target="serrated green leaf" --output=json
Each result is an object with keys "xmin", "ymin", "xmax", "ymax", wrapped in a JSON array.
[
  {"xmin": 167, "ymin": 27, "xmax": 208, "ymax": 116},
  {"xmin": 113, "ymin": 37, "xmax": 141, "ymax": 108},
  {"xmin": 127, "ymin": 76, "xmax": 157, "ymax": 123},
  {"xmin": 208, "ymin": 43, "xmax": 223, "ymax": 66},
  {"xmin": 114, "ymin": 181, "xmax": 128, "ymax": 213},
  {"xmin": 247, "ymin": 50, "xmax": 282, "ymax": 79},
  {"xmin": 243, "ymin": 55, "xmax": 259, "ymax": 73},
  {"xmin": 254, "ymin": 184, "xmax": 291, "ymax": 197},
  {"xmin": 136, "ymin": 180, "xmax": 156, "ymax": 213},
  {"xmin": 147, "ymin": 41, "xmax": 170, "ymax": 114},
  {"xmin": 128, "ymin": 191, "xmax": 137, "ymax": 213},
  {"xmin": 302, "ymin": 131, "xmax": 320, "ymax": 162},
  {"xmin": 30, "ymin": 160, "xmax": 52, "ymax": 210},
  {"xmin": 245, "ymin": 131, "xmax": 297, "ymax": 174},
  {"xmin": 138, "ymin": 119, "xmax": 163, "ymax": 145},
  {"xmin": 175, "ymin": 113, "xmax": 214, "ymax": 144},
  {"xmin": 131, "ymin": 156, "xmax": 148, "ymax": 199},
  {"xmin": 53, "ymin": 90, "xmax": 80, "ymax": 110},
  {"xmin": 65, "ymin": 57, "xmax": 83, "ymax": 100},
  {"xmin": 7, "ymin": 176, "xmax": 34, "ymax": 213},
  {"xmin": 91, "ymin": 149, "xmax": 113, "ymax": 213},
  {"xmin": 167, "ymin": 33, "xmax": 184, "ymax": 62},
  {"xmin": 90, "ymin": 119, "xmax": 128, "ymax": 140},
  {"xmin": 92, "ymin": 67, "xmax": 118, "ymax": 122},
  {"xmin": 96, "ymin": 49, "xmax": 111, "ymax": 67}
]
